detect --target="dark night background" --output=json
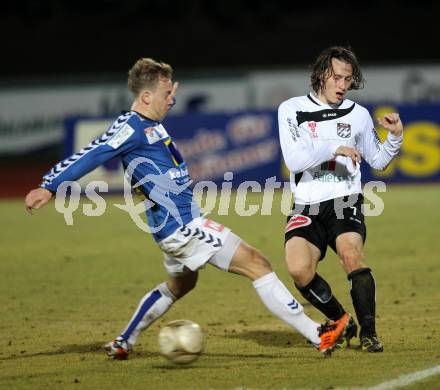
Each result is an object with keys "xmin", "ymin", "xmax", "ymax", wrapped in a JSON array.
[
  {"xmin": 2, "ymin": 0, "xmax": 439, "ymax": 196},
  {"xmin": 1, "ymin": 0, "xmax": 439, "ymax": 81}
]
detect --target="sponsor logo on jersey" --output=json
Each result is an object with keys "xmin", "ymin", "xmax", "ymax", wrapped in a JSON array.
[
  {"xmin": 371, "ymin": 127, "xmax": 381, "ymax": 150},
  {"xmin": 287, "ymin": 117, "xmax": 300, "ymax": 141},
  {"xmin": 169, "ymin": 167, "xmax": 189, "ymax": 180},
  {"xmin": 307, "ymin": 121, "xmax": 318, "ymax": 138},
  {"xmin": 285, "ymin": 215, "xmax": 312, "ymax": 232},
  {"xmin": 168, "ymin": 167, "xmax": 190, "ymax": 185},
  {"xmin": 296, "ymin": 103, "xmax": 355, "ymax": 126},
  {"xmin": 144, "ymin": 125, "xmax": 168, "ymax": 144},
  {"xmin": 203, "ymin": 219, "xmax": 225, "ymax": 232},
  {"xmin": 337, "ymin": 122, "xmax": 351, "ymax": 138},
  {"xmin": 107, "ymin": 123, "xmax": 135, "ymax": 149}
]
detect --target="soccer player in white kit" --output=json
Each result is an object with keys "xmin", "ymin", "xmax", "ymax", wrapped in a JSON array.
[{"xmin": 278, "ymin": 46, "xmax": 403, "ymax": 352}]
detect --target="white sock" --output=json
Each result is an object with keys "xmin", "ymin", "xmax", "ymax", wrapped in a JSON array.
[
  {"xmin": 120, "ymin": 282, "xmax": 176, "ymax": 346},
  {"xmin": 253, "ymin": 272, "xmax": 321, "ymax": 345}
]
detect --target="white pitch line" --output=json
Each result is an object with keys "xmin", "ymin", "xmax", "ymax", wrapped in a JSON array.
[
  {"xmin": 335, "ymin": 364, "xmax": 440, "ymax": 390},
  {"xmin": 223, "ymin": 363, "xmax": 440, "ymax": 390}
]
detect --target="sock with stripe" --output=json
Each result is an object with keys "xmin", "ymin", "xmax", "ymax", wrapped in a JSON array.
[
  {"xmin": 296, "ymin": 273, "xmax": 346, "ymax": 321},
  {"xmin": 120, "ymin": 282, "xmax": 176, "ymax": 346},
  {"xmin": 253, "ymin": 272, "xmax": 321, "ymax": 345}
]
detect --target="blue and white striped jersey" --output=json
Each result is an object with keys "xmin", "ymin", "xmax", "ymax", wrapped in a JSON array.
[{"xmin": 41, "ymin": 111, "xmax": 200, "ymax": 241}]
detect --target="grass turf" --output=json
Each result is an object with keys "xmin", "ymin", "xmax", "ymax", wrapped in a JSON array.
[{"xmin": 1, "ymin": 185, "xmax": 440, "ymax": 389}]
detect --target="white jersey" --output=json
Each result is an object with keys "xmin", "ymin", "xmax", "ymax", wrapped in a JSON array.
[{"xmin": 278, "ymin": 93, "xmax": 403, "ymax": 204}]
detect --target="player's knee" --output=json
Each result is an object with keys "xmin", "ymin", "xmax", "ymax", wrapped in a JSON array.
[
  {"xmin": 243, "ymin": 247, "xmax": 272, "ymax": 279},
  {"xmin": 228, "ymin": 243, "xmax": 272, "ymax": 280},
  {"xmin": 339, "ymin": 246, "xmax": 364, "ymax": 271},
  {"xmin": 249, "ymin": 248, "xmax": 272, "ymax": 276},
  {"xmin": 251, "ymin": 249, "xmax": 272, "ymax": 273},
  {"xmin": 170, "ymin": 281, "xmax": 196, "ymax": 299},
  {"xmin": 286, "ymin": 261, "xmax": 314, "ymax": 287},
  {"xmin": 167, "ymin": 273, "xmax": 198, "ymax": 299}
]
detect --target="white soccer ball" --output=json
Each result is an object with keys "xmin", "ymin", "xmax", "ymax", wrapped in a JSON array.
[{"xmin": 158, "ymin": 319, "xmax": 204, "ymax": 364}]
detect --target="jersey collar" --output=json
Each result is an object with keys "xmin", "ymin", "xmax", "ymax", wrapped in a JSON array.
[
  {"xmin": 307, "ymin": 92, "xmax": 345, "ymax": 109},
  {"xmin": 132, "ymin": 110, "xmax": 160, "ymax": 125}
]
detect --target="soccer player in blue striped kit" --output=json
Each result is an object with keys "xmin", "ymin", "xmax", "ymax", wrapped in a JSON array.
[{"xmin": 25, "ymin": 58, "xmax": 349, "ymax": 359}]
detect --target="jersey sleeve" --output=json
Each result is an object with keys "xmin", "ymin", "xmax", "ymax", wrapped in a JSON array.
[
  {"xmin": 357, "ymin": 113, "xmax": 403, "ymax": 171},
  {"xmin": 278, "ymin": 102, "xmax": 339, "ymax": 174},
  {"xmin": 41, "ymin": 114, "xmax": 141, "ymax": 192}
]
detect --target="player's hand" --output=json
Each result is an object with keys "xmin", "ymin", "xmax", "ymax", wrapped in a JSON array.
[
  {"xmin": 25, "ymin": 188, "xmax": 53, "ymax": 214},
  {"xmin": 377, "ymin": 113, "xmax": 403, "ymax": 137},
  {"xmin": 335, "ymin": 146, "xmax": 362, "ymax": 167}
]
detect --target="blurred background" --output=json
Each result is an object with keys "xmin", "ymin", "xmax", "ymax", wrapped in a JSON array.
[{"xmin": 1, "ymin": 0, "xmax": 440, "ymax": 196}]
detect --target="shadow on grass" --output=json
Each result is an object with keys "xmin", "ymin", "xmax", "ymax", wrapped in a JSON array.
[
  {"xmin": 0, "ymin": 341, "xmax": 108, "ymax": 360},
  {"xmin": 150, "ymin": 330, "xmax": 308, "ymax": 370},
  {"xmin": 152, "ymin": 350, "xmax": 288, "ymax": 370},
  {"xmin": 152, "ymin": 364, "xmax": 204, "ymax": 370},
  {"xmin": 151, "ymin": 329, "xmax": 309, "ymax": 369},
  {"xmin": 224, "ymin": 329, "xmax": 305, "ymax": 348}
]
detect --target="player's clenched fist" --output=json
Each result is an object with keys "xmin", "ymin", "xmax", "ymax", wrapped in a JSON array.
[
  {"xmin": 377, "ymin": 113, "xmax": 403, "ymax": 137},
  {"xmin": 25, "ymin": 187, "xmax": 53, "ymax": 214}
]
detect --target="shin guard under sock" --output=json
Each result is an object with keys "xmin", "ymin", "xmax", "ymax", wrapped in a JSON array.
[
  {"xmin": 296, "ymin": 273, "xmax": 345, "ymax": 321},
  {"xmin": 348, "ymin": 267, "xmax": 376, "ymax": 337}
]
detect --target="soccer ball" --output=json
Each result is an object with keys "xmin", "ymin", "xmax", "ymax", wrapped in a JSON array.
[{"xmin": 158, "ymin": 319, "xmax": 204, "ymax": 364}]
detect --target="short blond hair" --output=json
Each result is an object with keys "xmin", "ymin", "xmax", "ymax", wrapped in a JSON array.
[{"xmin": 127, "ymin": 58, "xmax": 173, "ymax": 96}]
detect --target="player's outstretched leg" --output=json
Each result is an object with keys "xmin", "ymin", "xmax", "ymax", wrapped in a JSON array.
[
  {"xmin": 106, "ymin": 272, "xmax": 197, "ymax": 359},
  {"xmin": 227, "ymin": 241, "xmax": 349, "ymax": 356},
  {"xmin": 318, "ymin": 313, "xmax": 350, "ymax": 356}
]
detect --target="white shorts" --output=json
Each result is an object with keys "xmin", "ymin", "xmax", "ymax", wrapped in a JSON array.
[{"xmin": 158, "ymin": 217, "xmax": 242, "ymax": 276}]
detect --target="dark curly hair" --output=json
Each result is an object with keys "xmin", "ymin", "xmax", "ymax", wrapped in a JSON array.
[{"xmin": 310, "ymin": 46, "xmax": 365, "ymax": 93}]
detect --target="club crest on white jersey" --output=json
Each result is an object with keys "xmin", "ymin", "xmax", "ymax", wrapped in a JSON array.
[{"xmin": 337, "ymin": 123, "xmax": 351, "ymax": 138}]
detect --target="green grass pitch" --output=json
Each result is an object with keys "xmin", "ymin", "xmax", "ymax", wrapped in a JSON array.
[{"xmin": 1, "ymin": 185, "xmax": 440, "ymax": 389}]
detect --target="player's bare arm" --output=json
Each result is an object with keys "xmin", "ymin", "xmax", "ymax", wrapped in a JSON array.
[
  {"xmin": 25, "ymin": 187, "xmax": 53, "ymax": 214},
  {"xmin": 377, "ymin": 113, "xmax": 403, "ymax": 136}
]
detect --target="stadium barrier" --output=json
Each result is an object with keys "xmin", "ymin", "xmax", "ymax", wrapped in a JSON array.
[{"xmin": 64, "ymin": 104, "xmax": 440, "ymax": 191}]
